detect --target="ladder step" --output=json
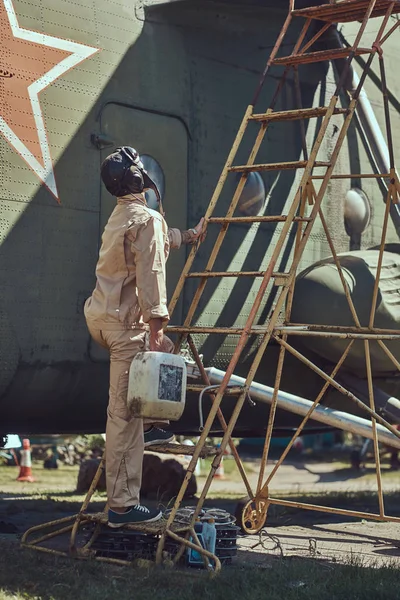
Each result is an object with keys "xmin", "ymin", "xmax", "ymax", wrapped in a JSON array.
[
  {"xmin": 187, "ymin": 384, "xmax": 244, "ymax": 396},
  {"xmin": 146, "ymin": 443, "xmax": 218, "ymax": 458},
  {"xmin": 208, "ymin": 216, "xmax": 312, "ymax": 224},
  {"xmin": 250, "ymin": 107, "xmax": 348, "ymax": 122},
  {"xmin": 186, "ymin": 271, "xmax": 293, "ymax": 279},
  {"xmin": 186, "ymin": 271, "xmax": 265, "ymax": 278},
  {"xmin": 229, "ymin": 160, "xmax": 330, "ymax": 173},
  {"xmin": 167, "ymin": 326, "xmax": 267, "ymax": 335},
  {"xmin": 292, "ymin": 0, "xmax": 400, "ymax": 24},
  {"xmin": 273, "ymin": 47, "xmax": 371, "ymax": 67}
]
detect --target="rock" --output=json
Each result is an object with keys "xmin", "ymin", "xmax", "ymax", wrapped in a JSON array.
[
  {"xmin": 76, "ymin": 454, "xmax": 197, "ymax": 499},
  {"xmin": 141, "ymin": 455, "xmax": 197, "ymax": 500},
  {"xmin": 76, "ymin": 458, "xmax": 106, "ymax": 494}
]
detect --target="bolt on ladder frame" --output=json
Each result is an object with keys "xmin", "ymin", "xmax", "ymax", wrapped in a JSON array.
[{"xmin": 156, "ymin": 0, "xmax": 400, "ymax": 560}]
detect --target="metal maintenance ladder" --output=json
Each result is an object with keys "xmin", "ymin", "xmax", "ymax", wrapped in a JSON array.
[
  {"xmin": 22, "ymin": 0, "xmax": 400, "ymax": 569},
  {"xmin": 158, "ymin": 0, "xmax": 400, "ymax": 552}
]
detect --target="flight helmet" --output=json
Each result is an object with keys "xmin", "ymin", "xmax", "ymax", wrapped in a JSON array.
[{"xmin": 100, "ymin": 146, "xmax": 162, "ymax": 209}]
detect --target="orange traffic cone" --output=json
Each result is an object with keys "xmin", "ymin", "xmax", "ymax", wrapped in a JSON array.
[
  {"xmin": 17, "ymin": 439, "xmax": 35, "ymax": 482},
  {"xmin": 214, "ymin": 455, "xmax": 225, "ymax": 479}
]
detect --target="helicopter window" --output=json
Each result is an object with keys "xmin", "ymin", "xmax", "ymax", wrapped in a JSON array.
[
  {"xmin": 237, "ymin": 172, "xmax": 266, "ymax": 216},
  {"xmin": 140, "ymin": 155, "xmax": 165, "ymax": 211}
]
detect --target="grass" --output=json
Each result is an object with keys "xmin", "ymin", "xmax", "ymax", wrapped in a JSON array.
[
  {"xmin": 2, "ymin": 463, "xmax": 400, "ymax": 599},
  {"xmin": 1, "ymin": 540, "xmax": 400, "ymax": 600}
]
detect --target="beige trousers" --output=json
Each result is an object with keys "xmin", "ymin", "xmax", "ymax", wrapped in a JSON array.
[{"xmin": 87, "ymin": 325, "xmax": 171, "ymax": 508}]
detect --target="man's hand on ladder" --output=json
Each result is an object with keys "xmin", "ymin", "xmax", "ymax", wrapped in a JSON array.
[{"xmin": 190, "ymin": 217, "xmax": 207, "ymax": 243}]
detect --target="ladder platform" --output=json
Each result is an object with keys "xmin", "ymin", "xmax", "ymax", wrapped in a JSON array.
[
  {"xmin": 229, "ymin": 160, "xmax": 330, "ymax": 172},
  {"xmin": 81, "ymin": 512, "xmax": 188, "ymax": 535},
  {"xmin": 273, "ymin": 47, "xmax": 371, "ymax": 66},
  {"xmin": 250, "ymin": 107, "xmax": 348, "ymax": 122},
  {"xmin": 292, "ymin": 0, "xmax": 400, "ymax": 24},
  {"xmin": 146, "ymin": 442, "xmax": 218, "ymax": 458}
]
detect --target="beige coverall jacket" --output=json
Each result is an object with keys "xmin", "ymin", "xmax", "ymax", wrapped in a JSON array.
[{"xmin": 84, "ymin": 193, "xmax": 181, "ymax": 508}]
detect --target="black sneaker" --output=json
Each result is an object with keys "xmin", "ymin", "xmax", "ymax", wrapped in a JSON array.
[
  {"xmin": 144, "ymin": 427, "xmax": 175, "ymax": 448},
  {"xmin": 108, "ymin": 505, "xmax": 162, "ymax": 528}
]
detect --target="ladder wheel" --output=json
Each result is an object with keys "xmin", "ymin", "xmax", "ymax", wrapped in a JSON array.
[{"xmin": 239, "ymin": 498, "xmax": 268, "ymax": 535}]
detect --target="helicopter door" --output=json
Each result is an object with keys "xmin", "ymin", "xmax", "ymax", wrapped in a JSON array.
[{"xmin": 90, "ymin": 104, "xmax": 188, "ymax": 361}]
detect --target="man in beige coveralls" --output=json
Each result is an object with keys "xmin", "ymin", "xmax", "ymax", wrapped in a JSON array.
[{"xmin": 85, "ymin": 146, "xmax": 204, "ymax": 527}]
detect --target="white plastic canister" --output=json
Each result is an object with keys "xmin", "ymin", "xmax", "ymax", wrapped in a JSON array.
[{"xmin": 127, "ymin": 351, "xmax": 187, "ymax": 421}]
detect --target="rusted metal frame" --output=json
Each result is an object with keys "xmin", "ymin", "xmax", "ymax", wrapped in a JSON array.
[
  {"xmin": 273, "ymin": 329, "xmax": 400, "ymax": 340},
  {"xmin": 377, "ymin": 340, "xmax": 400, "ymax": 372},
  {"xmin": 317, "ymin": 204, "xmax": 361, "ymax": 327},
  {"xmin": 229, "ymin": 160, "xmax": 331, "ymax": 172},
  {"xmin": 312, "ymin": 173, "xmax": 391, "ymax": 179},
  {"xmin": 70, "ymin": 454, "xmax": 106, "ymax": 553},
  {"xmin": 364, "ymin": 339, "xmax": 385, "ymax": 517},
  {"xmin": 286, "ymin": 186, "xmax": 308, "ymax": 322},
  {"xmin": 293, "ymin": 66, "xmax": 309, "ymax": 165},
  {"xmin": 267, "ymin": 497, "xmax": 400, "ymax": 522},
  {"xmin": 375, "ymin": 2, "xmax": 396, "ymax": 54},
  {"xmin": 292, "ymin": 0, "xmax": 381, "ymax": 19},
  {"xmin": 21, "ymin": 515, "xmax": 77, "ymax": 546},
  {"xmin": 297, "ymin": 21, "xmax": 332, "ymax": 56},
  {"xmin": 251, "ymin": 4, "xmax": 296, "ymax": 106},
  {"xmin": 250, "ymin": 108, "xmax": 348, "ymax": 123},
  {"xmin": 81, "ymin": 520, "xmax": 104, "ymax": 553},
  {"xmin": 255, "ymin": 168, "xmax": 309, "ymax": 494},
  {"xmin": 274, "ymin": 336, "xmax": 400, "ymax": 440},
  {"xmin": 172, "ymin": 122, "xmax": 272, "ymax": 353},
  {"xmin": 273, "ymin": 47, "xmax": 373, "ymax": 67},
  {"xmin": 167, "ymin": 0, "xmax": 393, "ymax": 561},
  {"xmin": 333, "ymin": 0, "xmax": 379, "ymax": 97},
  {"xmin": 167, "ymin": 106, "xmax": 253, "ymax": 320},
  {"xmin": 281, "ymin": 323, "xmax": 400, "ymax": 335},
  {"xmin": 255, "ymin": 179, "xmax": 308, "ymax": 492},
  {"xmin": 158, "ymin": 141, "xmax": 331, "ymax": 556},
  {"xmin": 171, "ymin": 16, "xmax": 309, "ymax": 340},
  {"xmin": 368, "ymin": 43, "xmax": 397, "ymax": 326},
  {"xmin": 208, "ymin": 216, "xmax": 312, "ymax": 223},
  {"xmin": 185, "ymin": 147, "xmax": 352, "ymax": 527},
  {"xmin": 169, "ymin": 6, "xmax": 296, "ymax": 328},
  {"xmin": 264, "ymin": 97, "xmax": 358, "ymax": 318},
  {"xmin": 172, "ymin": 97, "xmax": 355, "ymax": 473},
  {"xmin": 295, "ymin": 96, "xmax": 358, "ymax": 255},
  {"xmin": 186, "ymin": 271, "xmax": 266, "ymax": 278},
  {"xmin": 379, "ymin": 45, "xmax": 395, "ymax": 169},
  {"xmin": 166, "ymin": 524, "xmax": 211, "ymax": 571},
  {"xmin": 165, "ymin": 529, "xmax": 221, "ymax": 573},
  {"xmin": 369, "ymin": 183, "xmax": 395, "ymax": 328},
  {"xmin": 376, "ymin": 6, "xmax": 396, "ymax": 158},
  {"xmin": 24, "ymin": 524, "xmax": 75, "ymax": 548},
  {"xmin": 187, "ymin": 384, "xmax": 243, "ymax": 396},
  {"xmin": 170, "ymin": 325, "xmax": 400, "ymax": 337},
  {"xmin": 155, "ymin": 389, "xmax": 236, "ymax": 560},
  {"xmin": 187, "ymin": 335, "xmax": 254, "ymax": 499},
  {"xmin": 261, "ymin": 340, "xmax": 354, "ymax": 491},
  {"xmin": 350, "ymin": 2, "xmax": 394, "ymax": 103},
  {"xmin": 168, "ymin": 326, "xmax": 266, "ymax": 334},
  {"xmin": 380, "ymin": 17, "xmax": 400, "ymax": 45},
  {"xmin": 95, "ymin": 556, "xmax": 134, "ymax": 567},
  {"xmin": 256, "ymin": 340, "xmax": 287, "ymax": 495}
]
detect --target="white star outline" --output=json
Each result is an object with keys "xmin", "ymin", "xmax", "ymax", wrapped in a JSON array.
[{"xmin": 0, "ymin": 0, "xmax": 99, "ymax": 200}]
